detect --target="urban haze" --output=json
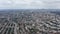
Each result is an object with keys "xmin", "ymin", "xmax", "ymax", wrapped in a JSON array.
[{"xmin": 0, "ymin": 9, "xmax": 60, "ymax": 34}]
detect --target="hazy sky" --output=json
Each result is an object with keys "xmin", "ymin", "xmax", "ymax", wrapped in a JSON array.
[{"xmin": 0, "ymin": 0, "xmax": 60, "ymax": 9}]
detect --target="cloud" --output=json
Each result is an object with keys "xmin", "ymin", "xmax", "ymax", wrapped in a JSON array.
[{"xmin": 0, "ymin": 0, "xmax": 60, "ymax": 9}]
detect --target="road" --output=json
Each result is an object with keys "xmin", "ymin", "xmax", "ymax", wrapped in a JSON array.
[{"xmin": 13, "ymin": 22, "xmax": 18, "ymax": 34}]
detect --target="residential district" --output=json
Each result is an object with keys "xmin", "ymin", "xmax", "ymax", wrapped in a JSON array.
[{"xmin": 0, "ymin": 9, "xmax": 60, "ymax": 34}]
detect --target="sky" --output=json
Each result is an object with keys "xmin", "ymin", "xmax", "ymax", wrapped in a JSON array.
[{"xmin": 0, "ymin": 0, "xmax": 60, "ymax": 9}]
